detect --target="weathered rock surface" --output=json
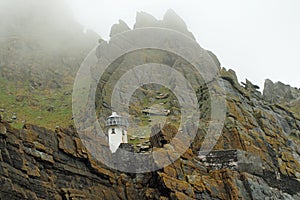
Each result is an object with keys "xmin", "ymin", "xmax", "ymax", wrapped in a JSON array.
[
  {"xmin": 133, "ymin": 9, "xmax": 195, "ymax": 40},
  {"xmin": 263, "ymin": 79, "xmax": 300, "ymax": 118},
  {"xmin": 1, "ymin": 76, "xmax": 300, "ymax": 200},
  {"xmin": 150, "ymin": 124, "xmax": 177, "ymax": 148},
  {"xmin": 1, "ymin": 5, "xmax": 299, "ymax": 200},
  {"xmin": 264, "ymin": 79, "xmax": 300, "ymax": 103},
  {"xmin": 110, "ymin": 20, "xmax": 131, "ymax": 38}
]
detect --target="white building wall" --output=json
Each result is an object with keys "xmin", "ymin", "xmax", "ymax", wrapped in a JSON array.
[{"xmin": 108, "ymin": 126, "xmax": 125, "ymax": 153}]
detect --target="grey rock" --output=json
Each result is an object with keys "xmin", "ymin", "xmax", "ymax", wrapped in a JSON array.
[
  {"xmin": 134, "ymin": 11, "xmax": 159, "ymax": 29},
  {"xmin": 155, "ymin": 93, "xmax": 169, "ymax": 100},
  {"xmin": 47, "ymin": 106, "xmax": 54, "ymax": 112},
  {"xmin": 109, "ymin": 19, "xmax": 131, "ymax": 38},
  {"xmin": 0, "ymin": 123, "xmax": 6, "ymax": 135},
  {"xmin": 198, "ymin": 150, "xmax": 263, "ymax": 176},
  {"xmin": 133, "ymin": 10, "xmax": 195, "ymax": 39},
  {"xmin": 242, "ymin": 79, "xmax": 260, "ymax": 90},
  {"xmin": 241, "ymin": 173, "xmax": 300, "ymax": 200},
  {"xmin": 162, "ymin": 9, "xmax": 195, "ymax": 40},
  {"xmin": 207, "ymin": 50, "xmax": 221, "ymax": 68},
  {"xmin": 15, "ymin": 95, "xmax": 27, "ymax": 102},
  {"xmin": 263, "ymin": 79, "xmax": 300, "ymax": 103},
  {"xmin": 63, "ymin": 91, "xmax": 71, "ymax": 96}
]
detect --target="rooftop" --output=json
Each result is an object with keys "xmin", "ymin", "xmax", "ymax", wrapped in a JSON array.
[{"xmin": 106, "ymin": 112, "xmax": 128, "ymax": 127}]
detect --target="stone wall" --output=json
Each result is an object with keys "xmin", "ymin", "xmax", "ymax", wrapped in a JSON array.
[{"xmin": 198, "ymin": 150, "xmax": 263, "ymax": 176}]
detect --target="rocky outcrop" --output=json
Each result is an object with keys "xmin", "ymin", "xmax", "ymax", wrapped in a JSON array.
[
  {"xmin": 150, "ymin": 124, "xmax": 177, "ymax": 148},
  {"xmin": 0, "ymin": 122, "xmax": 159, "ymax": 199},
  {"xmin": 161, "ymin": 9, "xmax": 195, "ymax": 40},
  {"xmin": 263, "ymin": 79, "xmax": 300, "ymax": 103},
  {"xmin": 1, "ymin": 4, "xmax": 300, "ymax": 199},
  {"xmin": 133, "ymin": 9, "xmax": 195, "ymax": 40},
  {"xmin": 110, "ymin": 20, "xmax": 131, "ymax": 38},
  {"xmin": 263, "ymin": 79, "xmax": 300, "ymax": 118},
  {"xmin": 198, "ymin": 150, "xmax": 263, "ymax": 176},
  {"xmin": 134, "ymin": 11, "xmax": 160, "ymax": 29},
  {"xmin": 1, "ymin": 64, "xmax": 300, "ymax": 199},
  {"xmin": 1, "ymin": 119, "xmax": 299, "ymax": 199},
  {"xmin": 109, "ymin": 9, "xmax": 195, "ymax": 40}
]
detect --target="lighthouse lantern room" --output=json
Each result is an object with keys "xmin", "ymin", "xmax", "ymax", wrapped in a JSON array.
[{"xmin": 106, "ymin": 112, "xmax": 128, "ymax": 153}]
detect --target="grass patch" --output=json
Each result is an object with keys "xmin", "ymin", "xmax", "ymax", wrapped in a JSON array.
[{"xmin": 0, "ymin": 76, "xmax": 73, "ymax": 130}]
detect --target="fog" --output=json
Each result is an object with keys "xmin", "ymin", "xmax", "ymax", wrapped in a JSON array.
[
  {"xmin": 0, "ymin": 0, "xmax": 98, "ymax": 86},
  {"xmin": 0, "ymin": 0, "xmax": 299, "ymax": 88},
  {"xmin": 0, "ymin": 0, "xmax": 97, "ymax": 50},
  {"xmin": 66, "ymin": 0, "xmax": 300, "ymax": 88},
  {"xmin": 0, "ymin": 0, "xmax": 71, "ymax": 36}
]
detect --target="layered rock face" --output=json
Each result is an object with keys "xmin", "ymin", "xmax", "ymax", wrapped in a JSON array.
[
  {"xmin": 1, "ymin": 77, "xmax": 300, "ymax": 199},
  {"xmin": 1, "ymin": 69, "xmax": 300, "ymax": 199},
  {"xmin": 263, "ymin": 79, "xmax": 300, "ymax": 103},
  {"xmin": 110, "ymin": 9, "xmax": 195, "ymax": 40},
  {"xmin": 0, "ymin": 6, "xmax": 299, "ymax": 200},
  {"xmin": 263, "ymin": 79, "xmax": 300, "ymax": 118}
]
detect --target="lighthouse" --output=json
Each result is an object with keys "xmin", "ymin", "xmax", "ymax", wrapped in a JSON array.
[{"xmin": 106, "ymin": 112, "xmax": 128, "ymax": 153}]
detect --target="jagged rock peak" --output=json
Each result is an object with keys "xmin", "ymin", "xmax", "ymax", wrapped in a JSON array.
[
  {"xmin": 109, "ymin": 19, "xmax": 131, "ymax": 37},
  {"xmin": 162, "ymin": 9, "xmax": 195, "ymax": 39},
  {"xmin": 207, "ymin": 50, "xmax": 221, "ymax": 68},
  {"xmin": 242, "ymin": 79, "xmax": 260, "ymax": 90},
  {"xmin": 134, "ymin": 11, "xmax": 160, "ymax": 29},
  {"xmin": 263, "ymin": 79, "xmax": 300, "ymax": 103},
  {"xmin": 133, "ymin": 10, "xmax": 195, "ymax": 39},
  {"xmin": 163, "ymin": 9, "xmax": 185, "ymax": 25}
]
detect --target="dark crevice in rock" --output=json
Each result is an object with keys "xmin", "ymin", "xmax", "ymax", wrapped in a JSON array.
[
  {"xmin": 262, "ymin": 170, "xmax": 300, "ymax": 195},
  {"xmin": 240, "ymin": 174, "xmax": 254, "ymax": 200}
]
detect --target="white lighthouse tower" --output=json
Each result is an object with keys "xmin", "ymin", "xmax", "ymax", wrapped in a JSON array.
[{"xmin": 106, "ymin": 112, "xmax": 128, "ymax": 153}]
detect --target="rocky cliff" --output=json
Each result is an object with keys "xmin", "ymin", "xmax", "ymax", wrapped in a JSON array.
[
  {"xmin": 1, "ymin": 67, "xmax": 300, "ymax": 199},
  {"xmin": 263, "ymin": 79, "xmax": 300, "ymax": 118},
  {"xmin": 0, "ymin": 5, "xmax": 299, "ymax": 200},
  {"xmin": 1, "ymin": 71, "xmax": 300, "ymax": 199}
]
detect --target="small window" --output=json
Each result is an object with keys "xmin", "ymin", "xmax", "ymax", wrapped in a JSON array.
[{"xmin": 111, "ymin": 128, "xmax": 116, "ymax": 134}]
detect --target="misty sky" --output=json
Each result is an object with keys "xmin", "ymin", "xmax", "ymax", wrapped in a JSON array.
[{"xmin": 65, "ymin": 0, "xmax": 300, "ymax": 89}]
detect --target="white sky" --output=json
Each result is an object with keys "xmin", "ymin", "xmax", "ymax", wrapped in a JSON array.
[{"xmin": 66, "ymin": 0, "xmax": 300, "ymax": 89}]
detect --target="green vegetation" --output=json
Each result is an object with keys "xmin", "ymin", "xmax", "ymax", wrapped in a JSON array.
[{"xmin": 0, "ymin": 76, "xmax": 73, "ymax": 130}]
